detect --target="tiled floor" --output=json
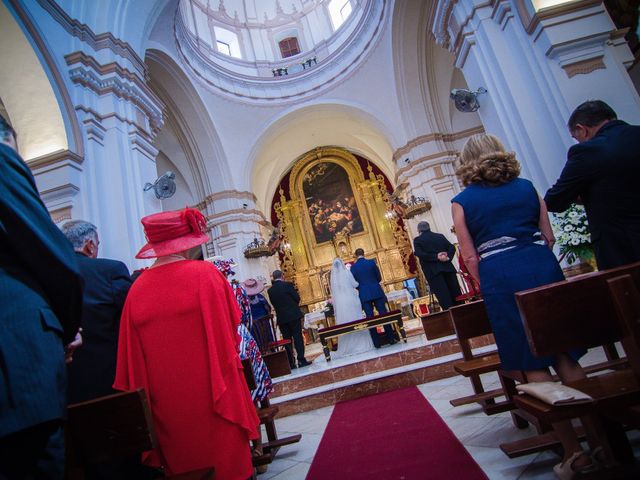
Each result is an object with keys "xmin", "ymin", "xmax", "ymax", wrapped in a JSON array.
[{"xmin": 259, "ymin": 348, "xmax": 638, "ymax": 479}]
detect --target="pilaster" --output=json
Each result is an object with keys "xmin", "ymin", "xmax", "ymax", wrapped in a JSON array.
[
  {"xmin": 65, "ymin": 49, "xmax": 165, "ymax": 266},
  {"xmin": 432, "ymin": 0, "xmax": 640, "ymax": 192}
]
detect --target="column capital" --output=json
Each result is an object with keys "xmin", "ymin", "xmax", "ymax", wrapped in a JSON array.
[{"xmin": 65, "ymin": 51, "xmax": 165, "ymax": 138}]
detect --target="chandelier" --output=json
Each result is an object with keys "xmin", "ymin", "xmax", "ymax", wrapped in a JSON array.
[
  {"xmin": 243, "ymin": 237, "xmax": 273, "ymax": 259},
  {"xmin": 403, "ymin": 195, "xmax": 432, "ymax": 219}
]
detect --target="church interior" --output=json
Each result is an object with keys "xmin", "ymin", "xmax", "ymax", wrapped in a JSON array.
[{"xmin": 2, "ymin": 0, "xmax": 640, "ymax": 478}]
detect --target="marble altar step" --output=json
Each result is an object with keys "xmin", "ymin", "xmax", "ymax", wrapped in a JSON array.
[{"xmin": 270, "ymin": 333, "xmax": 495, "ymax": 417}]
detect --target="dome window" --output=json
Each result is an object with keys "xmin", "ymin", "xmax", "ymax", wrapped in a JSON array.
[
  {"xmin": 279, "ymin": 37, "xmax": 301, "ymax": 59},
  {"xmin": 213, "ymin": 26, "xmax": 241, "ymax": 59},
  {"xmin": 329, "ymin": 0, "xmax": 353, "ymax": 30}
]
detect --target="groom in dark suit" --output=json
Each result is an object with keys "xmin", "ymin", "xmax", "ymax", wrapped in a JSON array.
[
  {"xmin": 545, "ymin": 100, "xmax": 640, "ymax": 269},
  {"xmin": 0, "ymin": 115, "xmax": 83, "ymax": 479},
  {"xmin": 350, "ymin": 248, "xmax": 396, "ymax": 348}
]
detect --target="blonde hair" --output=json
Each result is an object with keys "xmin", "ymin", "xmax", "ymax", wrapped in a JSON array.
[{"xmin": 456, "ymin": 134, "xmax": 521, "ymax": 186}]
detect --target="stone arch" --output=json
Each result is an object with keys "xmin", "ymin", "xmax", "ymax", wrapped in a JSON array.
[
  {"xmin": 146, "ymin": 48, "xmax": 232, "ymax": 205},
  {"xmin": 391, "ymin": 0, "xmax": 482, "ymax": 138},
  {"xmin": 248, "ymin": 100, "xmax": 399, "ymax": 214},
  {"xmin": 0, "ymin": 1, "xmax": 82, "ymax": 160}
]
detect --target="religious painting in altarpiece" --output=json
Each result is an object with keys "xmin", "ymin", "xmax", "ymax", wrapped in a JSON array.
[{"xmin": 273, "ymin": 147, "xmax": 414, "ymax": 307}]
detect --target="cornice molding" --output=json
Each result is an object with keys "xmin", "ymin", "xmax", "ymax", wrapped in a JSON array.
[
  {"xmin": 75, "ymin": 105, "xmax": 153, "ymax": 143},
  {"xmin": 35, "ymin": 0, "xmax": 147, "ymax": 76},
  {"xmin": 207, "ymin": 208, "xmax": 266, "ymax": 224},
  {"xmin": 514, "ymin": 0, "xmax": 602, "ymax": 35},
  {"xmin": 395, "ymin": 150, "xmax": 458, "ymax": 183},
  {"xmin": 27, "ymin": 148, "xmax": 83, "ymax": 170},
  {"xmin": 392, "ymin": 126, "xmax": 484, "ymax": 162},
  {"xmin": 205, "ymin": 189, "xmax": 258, "ymax": 204},
  {"xmin": 432, "ymin": 0, "xmax": 456, "ymax": 48},
  {"xmin": 51, "ymin": 206, "xmax": 72, "ymax": 224},
  {"xmin": 563, "ymin": 56, "xmax": 606, "ymax": 77},
  {"xmin": 66, "ymin": 53, "xmax": 165, "ymax": 135}
]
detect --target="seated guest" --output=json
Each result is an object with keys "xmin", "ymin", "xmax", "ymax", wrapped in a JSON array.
[
  {"xmin": 114, "ymin": 208, "xmax": 259, "ymax": 478},
  {"xmin": 62, "ymin": 220, "xmax": 132, "ymax": 404},
  {"xmin": 452, "ymin": 134, "xmax": 595, "ymax": 477},
  {"xmin": 243, "ymin": 278, "xmax": 275, "ymax": 349}
]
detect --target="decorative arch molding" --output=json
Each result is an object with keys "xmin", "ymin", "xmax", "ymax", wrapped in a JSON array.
[
  {"xmin": 2, "ymin": 0, "xmax": 83, "ymax": 159},
  {"xmin": 390, "ymin": 0, "xmax": 482, "ymax": 172},
  {"xmin": 248, "ymin": 99, "xmax": 399, "ymax": 213},
  {"xmin": 145, "ymin": 48, "xmax": 232, "ymax": 206},
  {"xmin": 150, "ymin": 80, "xmax": 208, "ymax": 204},
  {"xmin": 271, "ymin": 146, "xmax": 414, "ymax": 306}
]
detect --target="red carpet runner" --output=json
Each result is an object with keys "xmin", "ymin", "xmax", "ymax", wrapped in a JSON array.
[{"xmin": 306, "ymin": 386, "xmax": 488, "ymax": 479}]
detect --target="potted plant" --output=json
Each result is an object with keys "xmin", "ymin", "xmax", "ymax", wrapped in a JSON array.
[{"xmin": 551, "ymin": 204, "xmax": 596, "ymax": 276}]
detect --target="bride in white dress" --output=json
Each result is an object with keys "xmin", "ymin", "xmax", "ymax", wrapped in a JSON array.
[{"xmin": 330, "ymin": 257, "xmax": 375, "ymax": 358}]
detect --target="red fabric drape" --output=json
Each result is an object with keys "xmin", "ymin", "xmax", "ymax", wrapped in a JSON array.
[{"xmin": 114, "ymin": 260, "xmax": 258, "ymax": 478}]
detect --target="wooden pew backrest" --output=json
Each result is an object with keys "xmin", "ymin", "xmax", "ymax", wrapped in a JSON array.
[
  {"xmin": 67, "ymin": 389, "xmax": 156, "ymax": 465},
  {"xmin": 607, "ymin": 274, "xmax": 640, "ymax": 382},
  {"xmin": 450, "ymin": 300, "xmax": 492, "ymax": 343},
  {"xmin": 515, "ymin": 262, "xmax": 640, "ymax": 357}
]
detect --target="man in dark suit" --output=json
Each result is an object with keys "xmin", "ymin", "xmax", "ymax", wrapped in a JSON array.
[
  {"xmin": 267, "ymin": 270, "xmax": 311, "ymax": 368},
  {"xmin": 0, "ymin": 115, "xmax": 83, "ymax": 479},
  {"xmin": 413, "ymin": 221, "xmax": 461, "ymax": 310},
  {"xmin": 62, "ymin": 220, "xmax": 132, "ymax": 404},
  {"xmin": 545, "ymin": 100, "xmax": 640, "ymax": 269},
  {"xmin": 349, "ymin": 248, "xmax": 396, "ymax": 348}
]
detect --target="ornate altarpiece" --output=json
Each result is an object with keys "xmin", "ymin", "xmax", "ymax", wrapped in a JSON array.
[{"xmin": 273, "ymin": 147, "xmax": 414, "ymax": 307}]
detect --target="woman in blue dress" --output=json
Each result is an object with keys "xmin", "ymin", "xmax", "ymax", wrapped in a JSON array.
[{"xmin": 452, "ymin": 134, "xmax": 594, "ymax": 478}]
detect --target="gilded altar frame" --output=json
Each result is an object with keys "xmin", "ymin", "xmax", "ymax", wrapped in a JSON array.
[{"xmin": 273, "ymin": 147, "xmax": 414, "ymax": 307}]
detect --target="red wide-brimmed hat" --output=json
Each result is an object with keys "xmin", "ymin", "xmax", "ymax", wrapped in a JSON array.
[{"xmin": 136, "ymin": 208, "xmax": 209, "ymax": 259}]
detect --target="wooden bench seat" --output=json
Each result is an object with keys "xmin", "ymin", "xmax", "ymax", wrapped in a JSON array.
[
  {"xmin": 419, "ymin": 309, "xmax": 455, "ymax": 340},
  {"xmin": 514, "ymin": 369, "xmax": 640, "ymax": 423},
  {"xmin": 446, "ymin": 300, "xmax": 534, "ymax": 427},
  {"xmin": 499, "ymin": 262, "xmax": 640, "ymax": 465},
  {"xmin": 453, "ymin": 352, "xmax": 500, "ymax": 377},
  {"xmin": 66, "ymin": 389, "xmax": 216, "ymax": 479},
  {"xmin": 241, "ymin": 358, "xmax": 301, "ymax": 462},
  {"xmin": 317, "ymin": 310, "xmax": 407, "ymax": 361}
]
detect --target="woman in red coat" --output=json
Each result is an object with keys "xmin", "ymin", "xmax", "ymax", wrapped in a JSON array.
[{"xmin": 114, "ymin": 208, "xmax": 259, "ymax": 478}]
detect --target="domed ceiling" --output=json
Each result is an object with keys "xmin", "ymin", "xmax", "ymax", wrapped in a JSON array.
[{"xmin": 176, "ymin": 0, "xmax": 387, "ymax": 102}]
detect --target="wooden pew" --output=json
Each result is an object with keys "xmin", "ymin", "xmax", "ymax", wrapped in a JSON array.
[
  {"xmin": 447, "ymin": 301, "xmax": 537, "ymax": 430},
  {"xmin": 500, "ymin": 263, "xmax": 640, "ymax": 465},
  {"xmin": 241, "ymin": 359, "xmax": 302, "ymax": 463},
  {"xmin": 256, "ymin": 314, "xmax": 292, "ymax": 378},
  {"xmin": 66, "ymin": 389, "xmax": 215, "ymax": 479},
  {"xmin": 448, "ymin": 301, "xmax": 502, "ymax": 407},
  {"xmin": 419, "ymin": 309, "xmax": 455, "ymax": 340}
]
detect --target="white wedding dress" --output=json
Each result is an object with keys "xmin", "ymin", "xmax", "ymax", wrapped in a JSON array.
[{"xmin": 329, "ymin": 258, "xmax": 375, "ymax": 359}]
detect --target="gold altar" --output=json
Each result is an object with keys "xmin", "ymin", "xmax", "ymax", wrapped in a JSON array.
[{"xmin": 273, "ymin": 147, "xmax": 414, "ymax": 307}]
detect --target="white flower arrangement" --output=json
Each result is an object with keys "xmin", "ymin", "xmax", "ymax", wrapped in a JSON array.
[{"xmin": 551, "ymin": 204, "xmax": 594, "ymax": 264}]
